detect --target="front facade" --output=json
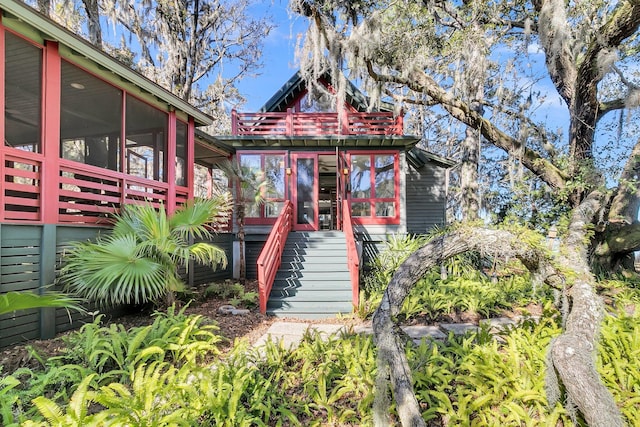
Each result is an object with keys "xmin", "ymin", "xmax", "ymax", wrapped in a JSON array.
[
  {"xmin": 215, "ymin": 72, "xmax": 453, "ymax": 316},
  {"xmin": 0, "ymin": 2, "xmax": 228, "ymax": 346}
]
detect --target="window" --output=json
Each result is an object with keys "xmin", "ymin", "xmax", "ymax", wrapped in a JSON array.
[
  {"xmin": 238, "ymin": 152, "xmax": 286, "ymax": 221},
  {"xmin": 4, "ymin": 32, "xmax": 42, "ymax": 152},
  {"xmin": 194, "ymin": 164, "xmax": 228, "ymax": 198},
  {"xmin": 60, "ymin": 61, "xmax": 122, "ymax": 170},
  {"xmin": 350, "ymin": 153, "xmax": 399, "ymax": 222},
  {"xmin": 126, "ymin": 95, "xmax": 167, "ymax": 181}
]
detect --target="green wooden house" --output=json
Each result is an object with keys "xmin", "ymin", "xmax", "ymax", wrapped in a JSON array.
[{"xmin": 213, "ymin": 71, "xmax": 454, "ymax": 318}]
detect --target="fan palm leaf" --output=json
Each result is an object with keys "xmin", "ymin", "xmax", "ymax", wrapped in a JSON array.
[
  {"xmin": 62, "ymin": 234, "xmax": 170, "ymax": 306},
  {"xmin": 61, "ymin": 198, "xmax": 230, "ymax": 307}
]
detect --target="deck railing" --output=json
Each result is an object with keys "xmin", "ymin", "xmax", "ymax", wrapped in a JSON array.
[
  {"xmin": 232, "ymin": 109, "xmax": 403, "ymax": 136},
  {"xmin": 342, "ymin": 201, "xmax": 360, "ymax": 307},
  {"xmin": 257, "ymin": 200, "xmax": 293, "ymax": 314}
]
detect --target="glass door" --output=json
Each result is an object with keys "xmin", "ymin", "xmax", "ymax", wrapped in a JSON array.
[
  {"xmin": 292, "ymin": 153, "xmax": 318, "ymax": 231},
  {"xmin": 336, "ymin": 151, "xmax": 349, "ymax": 230}
]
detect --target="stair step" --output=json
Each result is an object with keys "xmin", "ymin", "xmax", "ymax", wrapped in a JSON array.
[
  {"xmin": 275, "ymin": 270, "xmax": 349, "ymax": 280},
  {"xmin": 271, "ymin": 281, "xmax": 351, "ymax": 291},
  {"xmin": 266, "ymin": 231, "xmax": 353, "ymax": 319},
  {"xmin": 267, "ymin": 301, "xmax": 353, "ymax": 317},
  {"xmin": 268, "ymin": 290, "xmax": 352, "ymax": 300}
]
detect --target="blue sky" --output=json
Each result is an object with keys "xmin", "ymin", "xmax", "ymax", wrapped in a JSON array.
[{"xmin": 236, "ymin": 0, "xmax": 309, "ymax": 111}]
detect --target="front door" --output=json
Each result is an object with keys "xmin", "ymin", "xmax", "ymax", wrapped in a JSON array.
[{"xmin": 292, "ymin": 153, "xmax": 318, "ymax": 231}]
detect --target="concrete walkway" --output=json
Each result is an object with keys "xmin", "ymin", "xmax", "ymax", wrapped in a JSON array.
[{"xmin": 252, "ymin": 316, "xmax": 534, "ymax": 350}]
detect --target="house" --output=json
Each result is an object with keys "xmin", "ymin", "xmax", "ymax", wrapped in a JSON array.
[
  {"xmin": 0, "ymin": 2, "xmax": 227, "ymax": 347},
  {"xmin": 214, "ymin": 71, "xmax": 454, "ymax": 318}
]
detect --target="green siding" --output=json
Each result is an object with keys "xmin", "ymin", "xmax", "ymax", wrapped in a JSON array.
[{"xmin": 0, "ymin": 225, "xmax": 233, "ymax": 348}]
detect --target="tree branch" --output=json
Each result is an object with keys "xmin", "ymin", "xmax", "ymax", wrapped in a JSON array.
[
  {"xmin": 534, "ymin": 0, "xmax": 577, "ymax": 106},
  {"xmin": 570, "ymin": 1, "xmax": 640, "ymax": 165},
  {"xmin": 365, "ymin": 61, "xmax": 568, "ymax": 190},
  {"xmin": 372, "ymin": 226, "xmax": 560, "ymax": 426}
]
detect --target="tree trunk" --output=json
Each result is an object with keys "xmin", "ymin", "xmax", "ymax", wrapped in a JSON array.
[
  {"xmin": 372, "ymin": 223, "xmax": 622, "ymax": 426},
  {"xmin": 236, "ymin": 204, "xmax": 246, "ymax": 281},
  {"xmin": 460, "ymin": 127, "xmax": 480, "ymax": 221},
  {"xmin": 82, "ymin": 0, "xmax": 103, "ymax": 48}
]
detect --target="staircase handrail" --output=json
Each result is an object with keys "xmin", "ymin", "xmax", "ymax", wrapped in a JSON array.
[
  {"xmin": 257, "ymin": 200, "xmax": 293, "ymax": 314},
  {"xmin": 342, "ymin": 201, "xmax": 360, "ymax": 307}
]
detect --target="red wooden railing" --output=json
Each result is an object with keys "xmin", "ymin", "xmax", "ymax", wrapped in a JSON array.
[
  {"xmin": 232, "ymin": 109, "xmax": 403, "ymax": 136},
  {"xmin": 1, "ymin": 150, "xmax": 43, "ymax": 222},
  {"xmin": 1, "ymin": 147, "xmax": 188, "ymax": 224},
  {"xmin": 342, "ymin": 201, "xmax": 360, "ymax": 308},
  {"xmin": 257, "ymin": 200, "xmax": 293, "ymax": 314}
]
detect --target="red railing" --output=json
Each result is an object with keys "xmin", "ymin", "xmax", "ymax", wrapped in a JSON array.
[
  {"xmin": 257, "ymin": 200, "xmax": 293, "ymax": 314},
  {"xmin": 1, "ymin": 146, "xmax": 188, "ymax": 225},
  {"xmin": 342, "ymin": 201, "xmax": 360, "ymax": 307},
  {"xmin": 1, "ymin": 150, "xmax": 43, "ymax": 222},
  {"xmin": 232, "ymin": 109, "xmax": 403, "ymax": 136}
]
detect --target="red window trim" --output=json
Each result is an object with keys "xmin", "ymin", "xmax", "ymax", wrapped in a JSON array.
[
  {"xmin": 347, "ymin": 150, "xmax": 400, "ymax": 226},
  {"xmin": 236, "ymin": 150, "xmax": 288, "ymax": 225}
]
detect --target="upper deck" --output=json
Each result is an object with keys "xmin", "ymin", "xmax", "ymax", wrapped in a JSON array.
[{"xmin": 231, "ymin": 109, "xmax": 403, "ymax": 137}]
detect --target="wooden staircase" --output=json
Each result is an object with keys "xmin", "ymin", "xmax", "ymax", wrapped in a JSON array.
[{"xmin": 266, "ymin": 231, "xmax": 354, "ymax": 319}]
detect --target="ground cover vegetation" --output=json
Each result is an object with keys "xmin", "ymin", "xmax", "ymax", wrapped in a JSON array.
[{"xmin": 1, "ymin": 233, "xmax": 638, "ymax": 425}]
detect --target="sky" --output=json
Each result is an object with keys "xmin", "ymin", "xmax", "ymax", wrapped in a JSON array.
[{"xmin": 235, "ymin": 0, "xmax": 310, "ymax": 111}]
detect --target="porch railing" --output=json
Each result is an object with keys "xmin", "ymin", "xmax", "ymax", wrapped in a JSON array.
[
  {"xmin": 257, "ymin": 200, "xmax": 293, "ymax": 314},
  {"xmin": 342, "ymin": 201, "xmax": 360, "ymax": 308},
  {"xmin": 1, "ymin": 146, "xmax": 188, "ymax": 224},
  {"xmin": 232, "ymin": 109, "xmax": 403, "ymax": 137}
]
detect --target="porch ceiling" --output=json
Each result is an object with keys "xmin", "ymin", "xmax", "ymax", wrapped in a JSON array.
[{"xmin": 214, "ymin": 135, "xmax": 422, "ymax": 149}]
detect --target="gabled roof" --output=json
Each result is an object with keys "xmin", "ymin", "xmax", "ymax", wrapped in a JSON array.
[
  {"xmin": 259, "ymin": 70, "xmax": 391, "ymax": 113},
  {"xmin": 1, "ymin": 1, "xmax": 212, "ymax": 126}
]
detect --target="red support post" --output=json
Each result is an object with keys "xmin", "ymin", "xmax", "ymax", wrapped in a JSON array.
[
  {"xmin": 341, "ymin": 109, "xmax": 349, "ymax": 135},
  {"xmin": 395, "ymin": 114, "xmax": 404, "ymax": 135},
  {"xmin": 41, "ymin": 41, "xmax": 61, "ymax": 224},
  {"xmin": 286, "ymin": 108, "xmax": 293, "ymax": 136},
  {"xmin": 231, "ymin": 109, "xmax": 237, "ymax": 135},
  {"xmin": 166, "ymin": 111, "xmax": 177, "ymax": 214}
]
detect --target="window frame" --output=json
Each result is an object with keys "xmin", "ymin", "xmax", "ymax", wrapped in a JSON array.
[
  {"xmin": 347, "ymin": 150, "xmax": 400, "ymax": 225},
  {"xmin": 236, "ymin": 150, "xmax": 288, "ymax": 225}
]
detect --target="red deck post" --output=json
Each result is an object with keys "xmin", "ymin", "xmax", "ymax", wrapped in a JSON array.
[
  {"xmin": 286, "ymin": 108, "xmax": 293, "ymax": 136},
  {"xmin": 42, "ymin": 41, "xmax": 61, "ymax": 224},
  {"xmin": 166, "ymin": 111, "xmax": 177, "ymax": 213},
  {"xmin": 341, "ymin": 109, "xmax": 349, "ymax": 135},
  {"xmin": 395, "ymin": 115, "xmax": 404, "ymax": 135},
  {"xmin": 231, "ymin": 109, "xmax": 237, "ymax": 135}
]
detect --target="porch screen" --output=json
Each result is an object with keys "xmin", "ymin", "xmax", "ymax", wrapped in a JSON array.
[
  {"xmin": 126, "ymin": 95, "xmax": 168, "ymax": 182},
  {"xmin": 4, "ymin": 32, "xmax": 42, "ymax": 153},
  {"xmin": 238, "ymin": 153, "xmax": 286, "ymax": 220},
  {"xmin": 175, "ymin": 120, "xmax": 188, "ymax": 186},
  {"xmin": 350, "ymin": 153, "xmax": 398, "ymax": 221},
  {"xmin": 60, "ymin": 60, "xmax": 122, "ymax": 170}
]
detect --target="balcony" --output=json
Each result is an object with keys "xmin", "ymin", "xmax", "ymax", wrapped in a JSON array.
[{"xmin": 231, "ymin": 109, "xmax": 403, "ymax": 137}]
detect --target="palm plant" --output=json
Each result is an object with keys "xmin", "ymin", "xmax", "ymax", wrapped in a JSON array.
[{"xmin": 60, "ymin": 195, "xmax": 232, "ymax": 307}]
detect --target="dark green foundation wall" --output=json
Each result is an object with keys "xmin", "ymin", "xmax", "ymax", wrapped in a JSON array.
[{"xmin": 0, "ymin": 224, "xmax": 233, "ymax": 349}]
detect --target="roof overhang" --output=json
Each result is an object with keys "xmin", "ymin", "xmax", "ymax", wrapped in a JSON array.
[
  {"xmin": 214, "ymin": 135, "xmax": 422, "ymax": 150},
  {"xmin": 407, "ymin": 147, "xmax": 457, "ymax": 169},
  {"xmin": 194, "ymin": 129, "xmax": 234, "ymax": 166},
  {"xmin": 1, "ymin": 1, "xmax": 212, "ymax": 126}
]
